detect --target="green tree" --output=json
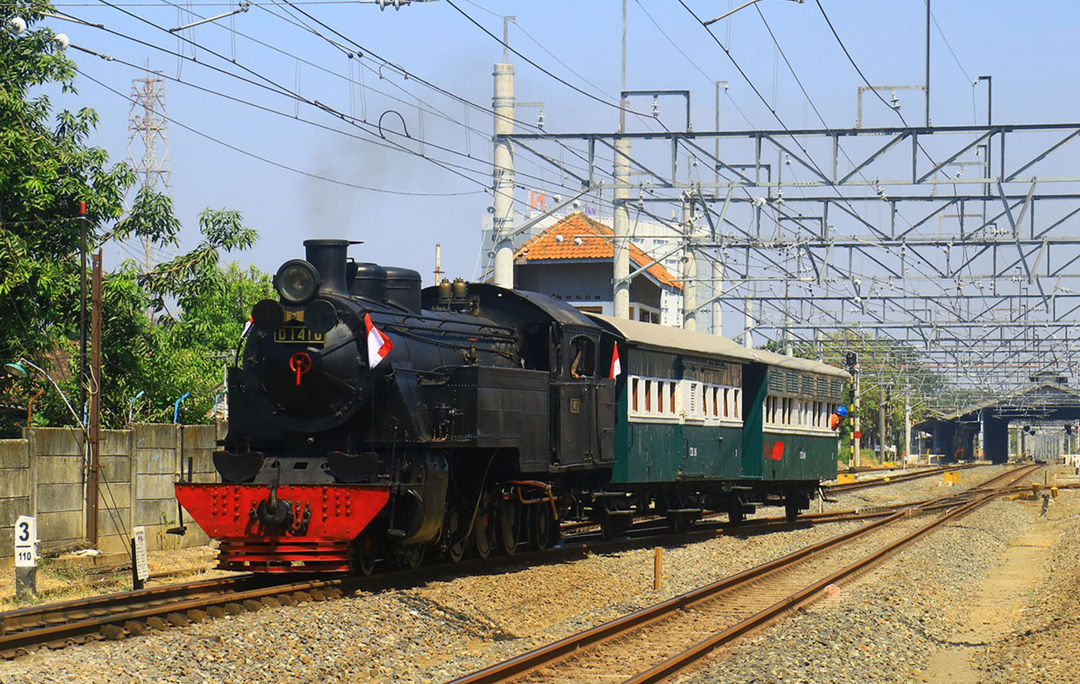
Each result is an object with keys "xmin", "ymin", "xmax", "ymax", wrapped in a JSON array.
[
  {"xmin": 783, "ymin": 329, "xmax": 972, "ymax": 464},
  {"xmin": 1, "ymin": 1, "xmax": 267, "ymax": 434},
  {"xmin": 1, "ymin": 1, "xmax": 133, "ymax": 381}
]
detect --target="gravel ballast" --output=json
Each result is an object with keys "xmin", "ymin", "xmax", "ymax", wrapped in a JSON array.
[{"xmin": 0, "ymin": 464, "xmax": 1061, "ymax": 683}]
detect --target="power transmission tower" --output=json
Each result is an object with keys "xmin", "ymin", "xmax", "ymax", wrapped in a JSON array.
[{"xmin": 127, "ymin": 61, "xmax": 171, "ymax": 273}]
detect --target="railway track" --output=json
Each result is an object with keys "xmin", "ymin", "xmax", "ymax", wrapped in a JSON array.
[
  {"xmin": 0, "ymin": 503, "xmax": 922, "ymax": 660},
  {"xmin": 0, "ymin": 574, "xmax": 348, "ymax": 659},
  {"xmin": 823, "ymin": 462, "xmax": 984, "ymax": 493},
  {"xmin": 0, "ymin": 464, "xmax": 1029, "ymax": 661},
  {"xmin": 450, "ymin": 463, "xmax": 1039, "ymax": 684}
]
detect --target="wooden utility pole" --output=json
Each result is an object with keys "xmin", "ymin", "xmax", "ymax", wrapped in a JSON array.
[
  {"xmin": 87, "ymin": 249, "xmax": 103, "ymax": 547},
  {"xmin": 79, "ymin": 202, "xmax": 88, "ymax": 423}
]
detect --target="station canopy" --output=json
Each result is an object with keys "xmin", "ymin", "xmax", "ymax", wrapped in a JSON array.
[{"xmin": 914, "ymin": 377, "xmax": 1080, "ymax": 462}]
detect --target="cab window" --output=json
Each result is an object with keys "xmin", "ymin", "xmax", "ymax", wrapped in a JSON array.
[{"xmin": 568, "ymin": 335, "xmax": 596, "ymax": 378}]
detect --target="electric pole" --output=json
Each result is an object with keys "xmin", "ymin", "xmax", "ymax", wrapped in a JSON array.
[
  {"xmin": 87, "ymin": 249, "xmax": 103, "ymax": 547},
  {"xmin": 127, "ymin": 61, "xmax": 171, "ymax": 274}
]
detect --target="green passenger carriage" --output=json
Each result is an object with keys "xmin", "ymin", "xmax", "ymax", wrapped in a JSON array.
[{"xmin": 589, "ymin": 315, "xmax": 850, "ymax": 526}]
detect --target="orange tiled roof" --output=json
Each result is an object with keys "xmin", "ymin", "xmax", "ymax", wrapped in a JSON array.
[{"xmin": 514, "ymin": 212, "xmax": 682, "ymax": 290}]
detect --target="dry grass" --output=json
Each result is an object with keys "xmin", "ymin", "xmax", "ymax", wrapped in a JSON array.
[{"xmin": 0, "ymin": 545, "xmax": 236, "ymax": 611}]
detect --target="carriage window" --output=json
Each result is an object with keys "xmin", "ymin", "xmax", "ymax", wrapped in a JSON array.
[
  {"xmin": 632, "ymin": 378, "xmax": 639, "ymax": 412},
  {"xmin": 644, "ymin": 380, "xmax": 652, "ymax": 412},
  {"xmin": 568, "ymin": 336, "xmax": 596, "ymax": 378}
]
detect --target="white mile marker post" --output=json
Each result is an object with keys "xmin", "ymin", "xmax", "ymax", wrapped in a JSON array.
[{"xmin": 14, "ymin": 515, "xmax": 37, "ymax": 601}]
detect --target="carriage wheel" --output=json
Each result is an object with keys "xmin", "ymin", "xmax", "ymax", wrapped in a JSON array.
[
  {"xmin": 669, "ymin": 512, "xmax": 693, "ymax": 533},
  {"xmin": 785, "ymin": 498, "xmax": 801, "ymax": 523},
  {"xmin": 727, "ymin": 500, "xmax": 745, "ymax": 526},
  {"xmin": 444, "ymin": 507, "xmax": 467, "ymax": 563},
  {"xmin": 601, "ymin": 510, "xmax": 630, "ymax": 540},
  {"xmin": 531, "ymin": 504, "xmax": 556, "ymax": 550},
  {"xmin": 497, "ymin": 498, "xmax": 520, "ymax": 556}
]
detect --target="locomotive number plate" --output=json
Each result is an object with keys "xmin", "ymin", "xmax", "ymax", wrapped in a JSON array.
[
  {"xmin": 569, "ymin": 398, "xmax": 581, "ymax": 414},
  {"xmin": 274, "ymin": 325, "xmax": 325, "ymax": 345}
]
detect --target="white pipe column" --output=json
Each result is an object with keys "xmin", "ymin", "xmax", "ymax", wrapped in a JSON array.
[
  {"xmin": 492, "ymin": 63, "xmax": 516, "ymax": 288},
  {"xmin": 613, "ymin": 137, "xmax": 631, "ymax": 319},
  {"xmin": 680, "ymin": 194, "xmax": 697, "ymax": 331},
  {"xmin": 743, "ymin": 291, "xmax": 754, "ymax": 348},
  {"xmin": 712, "ymin": 254, "xmax": 723, "ymax": 336},
  {"xmin": 905, "ymin": 391, "xmax": 912, "ymax": 465}
]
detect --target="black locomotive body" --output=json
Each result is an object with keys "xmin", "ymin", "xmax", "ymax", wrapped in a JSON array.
[{"xmin": 175, "ymin": 239, "xmax": 847, "ymax": 573}]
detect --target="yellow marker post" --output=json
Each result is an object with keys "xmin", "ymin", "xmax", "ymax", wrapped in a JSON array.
[
  {"xmin": 943, "ymin": 470, "xmax": 961, "ymax": 485},
  {"xmin": 838, "ymin": 473, "xmax": 856, "ymax": 484}
]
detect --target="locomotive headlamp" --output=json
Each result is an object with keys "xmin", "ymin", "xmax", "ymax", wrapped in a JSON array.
[
  {"xmin": 304, "ymin": 299, "xmax": 337, "ymax": 334},
  {"xmin": 275, "ymin": 260, "xmax": 320, "ymax": 305},
  {"xmin": 251, "ymin": 299, "xmax": 284, "ymax": 333}
]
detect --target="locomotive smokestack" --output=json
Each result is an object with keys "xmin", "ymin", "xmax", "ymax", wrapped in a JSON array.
[{"xmin": 304, "ymin": 239, "xmax": 354, "ymax": 296}]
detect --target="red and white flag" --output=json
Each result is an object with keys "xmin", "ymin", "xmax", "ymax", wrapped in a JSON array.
[
  {"xmin": 609, "ymin": 344, "xmax": 622, "ymax": 379},
  {"xmin": 241, "ymin": 316, "xmax": 253, "ymax": 338},
  {"xmin": 365, "ymin": 312, "xmax": 394, "ymax": 369}
]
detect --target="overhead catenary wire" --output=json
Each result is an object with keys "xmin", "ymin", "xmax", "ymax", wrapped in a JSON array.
[
  {"xmin": 259, "ymin": 0, "xmax": 614, "ymax": 182},
  {"xmin": 441, "ymin": 0, "xmax": 658, "ymax": 122},
  {"xmin": 928, "ymin": 7, "xmax": 979, "ymax": 124},
  {"xmin": 80, "ymin": 2, "xmax": 588, "ymax": 199},
  {"xmin": 675, "ymin": 0, "xmax": 954, "ymax": 298},
  {"xmin": 93, "ymin": 0, "xmax": 481, "ymax": 181},
  {"xmin": 632, "ymin": 0, "xmax": 755, "ymax": 128},
  {"xmin": 78, "ymin": 64, "xmax": 485, "ymax": 196},
  {"xmin": 659, "ymin": 0, "xmax": 981, "ymax": 362},
  {"xmin": 145, "ymin": 0, "xmax": 606, "ymax": 191}
]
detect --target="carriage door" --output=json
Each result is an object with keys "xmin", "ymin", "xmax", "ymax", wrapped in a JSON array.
[
  {"xmin": 552, "ymin": 332, "xmax": 599, "ymax": 467},
  {"xmin": 741, "ymin": 363, "xmax": 768, "ymax": 479}
]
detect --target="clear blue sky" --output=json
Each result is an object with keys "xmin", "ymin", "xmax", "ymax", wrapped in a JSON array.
[{"xmin": 39, "ymin": 0, "xmax": 1079, "ymax": 284}]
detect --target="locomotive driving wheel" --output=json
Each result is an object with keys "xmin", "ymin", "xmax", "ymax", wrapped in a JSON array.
[
  {"xmin": 397, "ymin": 544, "xmax": 425, "ymax": 570},
  {"xmin": 497, "ymin": 497, "xmax": 520, "ymax": 556},
  {"xmin": 472, "ymin": 495, "xmax": 497, "ymax": 559},
  {"xmin": 444, "ymin": 507, "xmax": 467, "ymax": 563},
  {"xmin": 530, "ymin": 503, "xmax": 556, "ymax": 550},
  {"xmin": 352, "ymin": 533, "xmax": 377, "ymax": 576}
]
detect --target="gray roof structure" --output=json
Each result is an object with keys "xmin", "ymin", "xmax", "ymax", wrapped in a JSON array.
[{"xmin": 588, "ymin": 314, "xmax": 851, "ymax": 380}]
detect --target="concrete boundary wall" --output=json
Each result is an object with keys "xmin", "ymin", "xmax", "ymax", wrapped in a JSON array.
[{"xmin": 0, "ymin": 423, "xmax": 223, "ymax": 560}]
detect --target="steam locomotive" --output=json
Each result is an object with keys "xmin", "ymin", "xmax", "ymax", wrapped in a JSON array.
[{"xmin": 175, "ymin": 239, "xmax": 849, "ymax": 573}]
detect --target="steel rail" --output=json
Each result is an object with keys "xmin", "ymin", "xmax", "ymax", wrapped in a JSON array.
[
  {"xmin": 0, "ymin": 575, "xmax": 345, "ymax": 656},
  {"xmin": 627, "ymin": 464, "xmax": 1039, "ymax": 683},
  {"xmin": 450, "ymin": 464, "xmax": 1038, "ymax": 684},
  {"xmin": 0, "ymin": 574, "xmax": 258, "ymax": 635},
  {"xmin": 2, "ymin": 465, "xmax": 1034, "ymax": 660},
  {"xmin": 824, "ymin": 463, "xmax": 983, "ymax": 493}
]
